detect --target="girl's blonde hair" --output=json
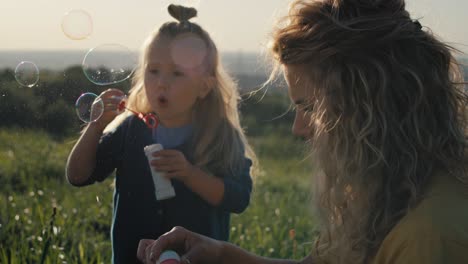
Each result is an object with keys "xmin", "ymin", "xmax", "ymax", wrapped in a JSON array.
[
  {"xmin": 269, "ymin": 0, "xmax": 467, "ymax": 263},
  {"xmin": 108, "ymin": 5, "xmax": 256, "ymax": 175}
]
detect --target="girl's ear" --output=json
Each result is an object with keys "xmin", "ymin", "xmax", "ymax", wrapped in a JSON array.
[{"xmin": 198, "ymin": 76, "xmax": 216, "ymax": 99}]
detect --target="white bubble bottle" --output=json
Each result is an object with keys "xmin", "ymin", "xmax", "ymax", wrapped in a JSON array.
[
  {"xmin": 144, "ymin": 144, "xmax": 176, "ymax": 200},
  {"xmin": 157, "ymin": 250, "xmax": 181, "ymax": 264}
]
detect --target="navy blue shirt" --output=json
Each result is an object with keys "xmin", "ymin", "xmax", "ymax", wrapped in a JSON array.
[{"xmin": 72, "ymin": 115, "xmax": 253, "ymax": 264}]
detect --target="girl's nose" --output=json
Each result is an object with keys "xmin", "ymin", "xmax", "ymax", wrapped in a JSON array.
[{"xmin": 157, "ymin": 75, "xmax": 170, "ymax": 89}]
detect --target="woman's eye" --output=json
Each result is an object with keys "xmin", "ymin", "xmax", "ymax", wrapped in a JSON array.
[
  {"xmin": 294, "ymin": 104, "xmax": 314, "ymax": 114},
  {"xmin": 148, "ymin": 69, "xmax": 159, "ymax": 74},
  {"xmin": 302, "ymin": 105, "xmax": 314, "ymax": 113}
]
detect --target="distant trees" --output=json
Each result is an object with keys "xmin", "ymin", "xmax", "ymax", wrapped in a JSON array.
[
  {"xmin": 1, "ymin": 62, "xmax": 466, "ymax": 138},
  {"xmin": 0, "ymin": 66, "xmax": 131, "ymax": 137},
  {"xmin": 0, "ymin": 67, "xmax": 293, "ymax": 138}
]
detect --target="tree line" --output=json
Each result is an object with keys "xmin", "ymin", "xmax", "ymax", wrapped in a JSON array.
[{"xmin": 0, "ymin": 66, "xmax": 295, "ymax": 138}]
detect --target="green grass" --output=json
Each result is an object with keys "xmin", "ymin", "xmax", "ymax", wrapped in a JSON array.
[{"xmin": 0, "ymin": 129, "xmax": 317, "ymax": 263}]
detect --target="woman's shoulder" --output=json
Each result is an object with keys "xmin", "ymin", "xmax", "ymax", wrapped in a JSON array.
[
  {"xmin": 372, "ymin": 173, "xmax": 468, "ymax": 263},
  {"xmin": 397, "ymin": 173, "xmax": 467, "ymax": 235}
]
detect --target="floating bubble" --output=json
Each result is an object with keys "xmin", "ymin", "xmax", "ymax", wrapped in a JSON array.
[
  {"xmin": 82, "ymin": 44, "xmax": 137, "ymax": 86},
  {"xmin": 170, "ymin": 34, "xmax": 208, "ymax": 72},
  {"xmin": 75, "ymin": 92, "xmax": 104, "ymax": 123},
  {"xmin": 61, "ymin": 9, "xmax": 93, "ymax": 40},
  {"xmin": 15, "ymin": 61, "xmax": 40, "ymax": 88}
]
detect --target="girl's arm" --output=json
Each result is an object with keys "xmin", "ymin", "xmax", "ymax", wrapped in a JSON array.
[
  {"xmin": 182, "ymin": 164, "xmax": 253, "ymax": 213},
  {"xmin": 66, "ymin": 122, "xmax": 106, "ymax": 186},
  {"xmin": 66, "ymin": 88, "xmax": 125, "ymax": 186},
  {"xmin": 183, "ymin": 167, "xmax": 226, "ymax": 206},
  {"xmin": 152, "ymin": 153, "xmax": 252, "ymax": 212}
]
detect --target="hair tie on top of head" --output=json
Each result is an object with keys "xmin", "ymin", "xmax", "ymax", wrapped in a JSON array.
[
  {"xmin": 168, "ymin": 4, "xmax": 197, "ymax": 30},
  {"xmin": 180, "ymin": 20, "xmax": 191, "ymax": 30}
]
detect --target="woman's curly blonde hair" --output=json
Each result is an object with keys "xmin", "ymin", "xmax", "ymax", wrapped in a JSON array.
[{"xmin": 269, "ymin": 0, "xmax": 467, "ymax": 263}]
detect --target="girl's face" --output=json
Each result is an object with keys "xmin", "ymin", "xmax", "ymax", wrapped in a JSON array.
[
  {"xmin": 144, "ymin": 34, "xmax": 211, "ymax": 127},
  {"xmin": 284, "ymin": 64, "xmax": 316, "ymax": 140}
]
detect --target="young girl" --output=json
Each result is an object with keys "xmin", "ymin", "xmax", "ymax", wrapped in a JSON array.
[{"xmin": 66, "ymin": 5, "xmax": 256, "ymax": 264}]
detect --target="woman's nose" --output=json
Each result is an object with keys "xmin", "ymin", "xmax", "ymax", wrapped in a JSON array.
[{"xmin": 292, "ymin": 111, "xmax": 311, "ymax": 139}]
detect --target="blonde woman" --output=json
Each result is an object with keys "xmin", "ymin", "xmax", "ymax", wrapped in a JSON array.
[
  {"xmin": 66, "ymin": 5, "xmax": 256, "ymax": 264},
  {"xmin": 137, "ymin": 0, "xmax": 468, "ymax": 263}
]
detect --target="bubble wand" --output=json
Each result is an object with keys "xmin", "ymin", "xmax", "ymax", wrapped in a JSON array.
[{"xmin": 117, "ymin": 99, "xmax": 159, "ymax": 129}]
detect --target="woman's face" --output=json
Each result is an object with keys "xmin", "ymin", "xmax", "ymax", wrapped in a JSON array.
[{"xmin": 283, "ymin": 64, "xmax": 316, "ymax": 140}]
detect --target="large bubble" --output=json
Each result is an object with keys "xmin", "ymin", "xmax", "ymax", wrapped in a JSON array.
[
  {"xmin": 82, "ymin": 44, "xmax": 138, "ymax": 86},
  {"xmin": 14, "ymin": 61, "xmax": 40, "ymax": 88},
  {"xmin": 61, "ymin": 9, "xmax": 93, "ymax": 40},
  {"xmin": 75, "ymin": 93, "xmax": 104, "ymax": 123}
]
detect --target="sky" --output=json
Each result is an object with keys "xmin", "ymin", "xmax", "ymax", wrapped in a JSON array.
[{"xmin": 1, "ymin": 0, "xmax": 467, "ymax": 54}]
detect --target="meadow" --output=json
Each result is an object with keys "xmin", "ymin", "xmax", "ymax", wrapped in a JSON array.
[{"xmin": 0, "ymin": 96, "xmax": 318, "ymax": 263}]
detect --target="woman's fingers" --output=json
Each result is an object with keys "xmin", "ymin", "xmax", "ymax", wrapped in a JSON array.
[
  {"xmin": 148, "ymin": 227, "xmax": 191, "ymax": 263},
  {"xmin": 137, "ymin": 239, "xmax": 155, "ymax": 262}
]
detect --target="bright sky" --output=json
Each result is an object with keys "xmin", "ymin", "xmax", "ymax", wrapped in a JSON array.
[{"xmin": 1, "ymin": 0, "xmax": 467, "ymax": 54}]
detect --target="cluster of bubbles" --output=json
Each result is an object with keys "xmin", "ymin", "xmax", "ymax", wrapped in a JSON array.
[
  {"xmin": 75, "ymin": 42, "xmax": 137, "ymax": 122},
  {"xmin": 60, "ymin": 10, "xmax": 137, "ymax": 122},
  {"xmin": 15, "ymin": 2, "xmax": 207, "ymax": 124}
]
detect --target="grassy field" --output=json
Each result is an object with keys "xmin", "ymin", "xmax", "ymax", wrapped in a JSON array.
[{"xmin": 0, "ymin": 129, "xmax": 318, "ymax": 263}]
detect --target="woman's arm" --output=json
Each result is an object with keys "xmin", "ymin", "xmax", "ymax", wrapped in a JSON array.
[
  {"xmin": 219, "ymin": 242, "xmax": 303, "ymax": 264},
  {"xmin": 137, "ymin": 226, "xmax": 311, "ymax": 264}
]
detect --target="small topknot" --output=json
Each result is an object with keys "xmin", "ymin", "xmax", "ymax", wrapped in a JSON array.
[{"xmin": 168, "ymin": 4, "xmax": 197, "ymax": 22}]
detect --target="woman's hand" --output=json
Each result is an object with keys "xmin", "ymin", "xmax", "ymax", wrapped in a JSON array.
[
  {"xmin": 91, "ymin": 88, "xmax": 126, "ymax": 129},
  {"xmin": 151, "ymin": 150, "xmax": 196, "ymax": 183},
  {"xmin": 137, "ymin": 226, "xmax": 224, "ymax": 264}
]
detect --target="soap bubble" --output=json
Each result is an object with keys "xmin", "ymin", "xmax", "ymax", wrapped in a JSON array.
[
  {"xmin": 15, "ymin": 61, "xmax": 40, "ymax": 88},
  {"xmin": 61, "ymin": 9, "xmax": 93, "ymax": 40},
  {"xmin": 75, "ymin": 93, "xmax": 104, "ymax": 123},
  {"xmin": 82, "ymin": 44, "xmax": 137, "ymax": 86}
]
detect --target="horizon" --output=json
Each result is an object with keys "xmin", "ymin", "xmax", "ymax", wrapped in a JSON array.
[
  {"xmin": 0, "ymin": 49, "xmax": 272, "ymax": 77},
  {"xmin": 1, "ymin": 50, "xmax": 467, "ymax": 79}
]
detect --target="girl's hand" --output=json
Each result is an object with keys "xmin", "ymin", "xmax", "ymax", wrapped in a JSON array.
[
  {"xmin": 137, "ymin": 226, "xmax": 224, "ymax": 264},
  {"xmin": 92, "ymin": 88, "xmax": 125, "ymax": 129},
  {"xmin": 151, "ymin": 150, "xmax": 195, "ymax": 182}
]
